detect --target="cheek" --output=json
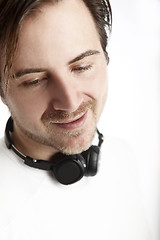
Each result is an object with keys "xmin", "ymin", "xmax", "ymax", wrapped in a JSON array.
[
  {"xmin": 92, "ymin": 68, "xmax": 108, "ymax": 116},
  {"xmin": 83, "ymin": 66, "xmax": 108, "ymax": 101},
  {"xmin": 6, "ymin": 91, "xmax": 48, "ymax": 121}
]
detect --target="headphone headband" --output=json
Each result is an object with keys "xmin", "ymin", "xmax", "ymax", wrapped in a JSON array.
[{"xmin": 5, "ymin": 117, "xmax": 104, "ymax": 185}]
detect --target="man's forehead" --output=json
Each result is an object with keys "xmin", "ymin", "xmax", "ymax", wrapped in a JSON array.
[{"xmin": 13, "ymin": 0, "xmax": 101, "ymax": 70}]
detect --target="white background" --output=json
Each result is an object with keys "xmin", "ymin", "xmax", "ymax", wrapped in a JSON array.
[
  {"xmin": 99, "ymin": 0, "xmax": 160, "ymax": 239},
  {"xmin": 0, "ymin": 0, "xmax": 159, "ymax": 239}
]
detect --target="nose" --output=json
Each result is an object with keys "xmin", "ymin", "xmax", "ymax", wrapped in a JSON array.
[{"xmin": 50, "ymin": 77, "xmax": 83, "ymax": 112}]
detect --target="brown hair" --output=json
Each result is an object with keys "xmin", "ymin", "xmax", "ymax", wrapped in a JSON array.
[{"xmin": 0, "ymin": 0, "xmax": 112, "ymax": 97}]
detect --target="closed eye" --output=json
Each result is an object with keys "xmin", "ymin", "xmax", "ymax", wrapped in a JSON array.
[
  {"xmin": 72, "ymin": 65, "xmax": 92, "ymax": 73},
  {"xmin": 23, "ymin": 77, "xmax": 47, "ymax": 87},
  {"xmin": 29, "ymin": 79, "xmax": 40, "ymax": 85}
]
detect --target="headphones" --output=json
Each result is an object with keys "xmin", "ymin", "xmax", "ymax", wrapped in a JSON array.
[{"xmin": 5, "ymin": 117, "xmax": 104, "ymax": 185}]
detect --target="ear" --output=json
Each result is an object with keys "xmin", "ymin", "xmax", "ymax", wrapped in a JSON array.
[{"xmin": 1, "ymin": 96, "xmax": 7, "ymax": 105}]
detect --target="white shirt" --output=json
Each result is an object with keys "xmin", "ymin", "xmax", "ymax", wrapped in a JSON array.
[{"xmin": 0, "ymin": 136, "xmax": 151, "ymax": 240}]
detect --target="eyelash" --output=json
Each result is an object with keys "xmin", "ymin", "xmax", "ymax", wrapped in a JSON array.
[
  {"xmin": 72, "ymin": 65, "xmax": 92, "ymax": 73},
  {"xmin": 22, "ymin": 65, "xmax": 92, "ymax": 88},
  {"xmin": 23, "ymin": 78, "xmax": 46, "ymax": 87}
]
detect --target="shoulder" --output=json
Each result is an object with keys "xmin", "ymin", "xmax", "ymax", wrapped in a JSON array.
[
  {"xmin": 0, "ymin": 137, "xmax": 7, "ymax": 156},
  {"xmin": 99, "ymin": 135, "xmax": 141, "ymax": 200},
  {"xmin": 98, "ymin": 136, "xmax": 151, "ymax": 239},
  {"xmin": 0, "ymin": 137, "xmax": 45, "ymax": 231},
  {"xmin": 100, "ymin": 135, "xmax": 138, "ymax": 179}
]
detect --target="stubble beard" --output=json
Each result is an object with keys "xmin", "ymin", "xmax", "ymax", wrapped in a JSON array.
[
  {"xmin": 12, "ymin": 100, "xmax": 98, "ymax": 155},
  {"xmin": 41, "ymin": 100, "xmax": 97, "ymax": 155}
]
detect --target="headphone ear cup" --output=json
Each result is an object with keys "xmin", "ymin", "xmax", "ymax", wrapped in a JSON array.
[
  {"xmin": 82, "ymin": 145, "xmax": 100, "ymax": 176},
  {"xmin": 51, "ymin": 154, "xmax": 87, "ymax": 185}
]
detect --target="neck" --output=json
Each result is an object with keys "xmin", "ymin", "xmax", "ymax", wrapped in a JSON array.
[{"xmin": 11, "ymin": 123, "xmax": 58, "ymax": 161}]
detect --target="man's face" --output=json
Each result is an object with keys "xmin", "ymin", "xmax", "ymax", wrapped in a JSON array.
[{"xmin": 2, "ymin": 0, "xmax": 108, "ymax": 157}]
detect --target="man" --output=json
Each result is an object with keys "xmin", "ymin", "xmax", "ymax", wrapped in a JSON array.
[{"xmin": 0, "ymin": 0, "xmax": 150, "ymax": 239}]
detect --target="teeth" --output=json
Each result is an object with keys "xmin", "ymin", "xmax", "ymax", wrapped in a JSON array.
[{"xmin": 50, "ymin": 112, "xmax": 85, "ymax": 124}]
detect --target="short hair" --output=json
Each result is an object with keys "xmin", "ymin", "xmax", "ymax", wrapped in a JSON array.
[{"xmin": 0, "ymin": 0, "xmax": 112, "ymax": 97}]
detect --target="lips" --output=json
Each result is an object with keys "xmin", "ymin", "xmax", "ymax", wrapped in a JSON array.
[{"xmin": 52, "ymin": 111, "xmax": 87, "ymax": 130}]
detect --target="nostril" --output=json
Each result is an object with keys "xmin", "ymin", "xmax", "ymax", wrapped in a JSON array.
[{"xmin": 52, "ymin": 92, "xmax": 83, "ymax": 112}]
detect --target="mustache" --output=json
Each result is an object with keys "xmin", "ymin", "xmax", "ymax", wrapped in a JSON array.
[{"xmin": 42, "ymin": 100, "xmax": 94, "ymax": 123}]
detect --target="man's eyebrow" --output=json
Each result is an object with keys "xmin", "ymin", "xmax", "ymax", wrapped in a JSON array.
[
  {"xmin": 68, "ymin": 50, "xmax": 100, "ymax": 65},
  {"xmin": 14, "ymin": 68, "xmax": 47, "ymax": 79},
  {"xmin": 14, "ymin": 50, "xmax": 100, "ymax": 78}
]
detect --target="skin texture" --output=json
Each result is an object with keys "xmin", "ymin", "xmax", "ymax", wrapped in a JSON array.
[{"xmin": 2, "ymin": 0, "xmax": 108, "ymax": 160}]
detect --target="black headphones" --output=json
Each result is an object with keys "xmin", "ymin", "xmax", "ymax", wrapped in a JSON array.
[{"xmin": 5, "ymin": 117, "xmax": 104, "ymax": 185}]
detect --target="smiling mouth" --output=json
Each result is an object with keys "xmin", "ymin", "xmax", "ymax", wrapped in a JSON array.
[{"xmin": 50, "ymin": 111, "xmax": 88, "ymax": 130}]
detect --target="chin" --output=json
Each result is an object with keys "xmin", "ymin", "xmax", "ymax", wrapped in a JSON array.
[
  {"xmin": 61, "ymin": 139, "xmax": 92, "ymax": 155},
  {"xmin": 60, "ymin": 142, "xmax": 91, "ymax": 155},
  {"xmin": 54, "ymin": 127, "xmax": 96, "ymax": 155}
]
